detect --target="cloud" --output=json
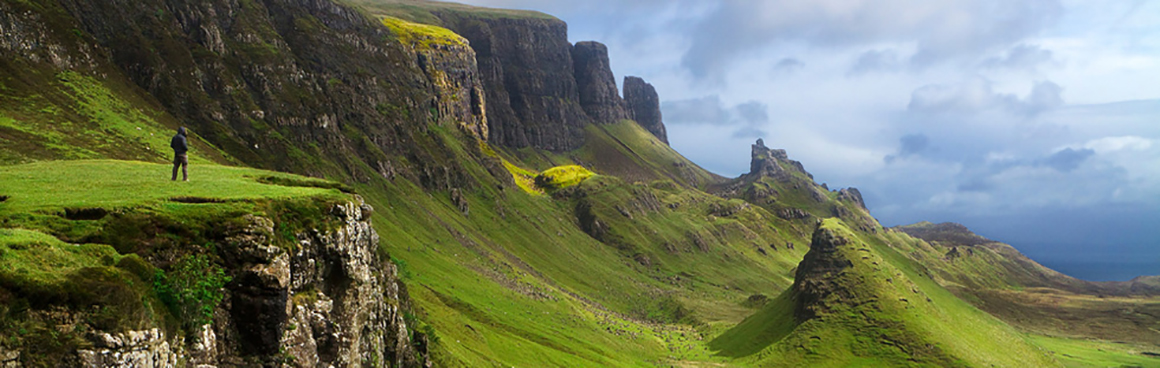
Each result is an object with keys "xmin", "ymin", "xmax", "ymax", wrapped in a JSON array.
[
  {"xmin": 773, "ymin": 58, "xmax": 805, "ymax": 73},
  {"xmin": 662, "ymin": 96, "xmax": 771, "ymax": 138},
  {"xmin": 848, "ymin": 49, "xmax": 902, "ymax": 76},
  {"xmin": 907, "ymin": 78, "xmax": 1063, "ymax": 117},
  {"xmin": 1041, "ymin": 148, "xmax": 1095, "ymax": 172},
  {"xmin": 884, "ymin": 133, "xmax": 931, "ymax": 163},
  {"xmin": 908, "ymin": 78, "xmax": 998, "ymax": 114},
  {"xmin": 734, "ymin": 101, "xmax": 770, "ymax": 125},
  {"xmin": 1083, "ymin": 136, "xmax": 1153, "ymax": 153},
  {"xmin": 981, "ymin": 44, "xmax": 1055, "ymax": 70},
  {"xmin": 682, "ymin": 0, "xmax": 1063, "ymax": 83},
  {"xmin": 662, "ymin": 96, "xmax": 732, "ymax": 125}
]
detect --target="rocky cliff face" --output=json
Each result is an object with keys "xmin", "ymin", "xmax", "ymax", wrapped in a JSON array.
[
  {"xmin": 0, "ymin": 196, "xmax": 423, "ymax": 367},
  {"xmin": 572, "ymin": 41, "xmax": 628, "ymax": 124},
  {"xmin": 209, "ymin": 198, "xmax": 420, "ymax": 367},
  {"xmin": 409, "ymin": 37, "xmax": 489, "ymax": 140},
  {"xmin": 623, "ymin": 76, "xmax": 668, "ymax": 144},
  {"xmin": 436, "ymin": 13, "xmax": 590, "ymax": 151}
]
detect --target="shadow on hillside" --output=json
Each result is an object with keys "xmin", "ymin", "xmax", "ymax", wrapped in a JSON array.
[{"xmin": 709, "ymin": 288, "xmax": 798, "ymax": 358}]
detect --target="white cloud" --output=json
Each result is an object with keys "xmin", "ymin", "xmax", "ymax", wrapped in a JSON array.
[{"xmin": 1082, "ymin": 136, "xmax": 1153, "ymax": 153}]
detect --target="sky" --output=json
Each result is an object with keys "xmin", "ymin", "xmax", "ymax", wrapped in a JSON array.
[{"xmin": 454, "ymin": 0, "xmax": 1160, "ymax": 281}]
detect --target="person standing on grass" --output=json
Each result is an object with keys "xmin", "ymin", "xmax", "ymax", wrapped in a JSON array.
[{"xmin": 171, "ymin": 126, "xmax": 189, "ymax": 181}]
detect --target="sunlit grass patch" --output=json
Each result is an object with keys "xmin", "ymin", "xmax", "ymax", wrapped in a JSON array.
[
  {"xmin": 381, "ymin": 16, "xmax": 466, "ymax": 50},
  {"xmin": 534, "ymin": 165, "xmax": 594, "ymax": 191}
]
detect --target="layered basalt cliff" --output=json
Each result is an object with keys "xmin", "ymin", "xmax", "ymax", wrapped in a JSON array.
[
  {"xmin": 436, "ymin": 13, "xmax": 590, "ymax": 151},
  {"xmin": 623, "ymin": 76, "xmax": 668, "ymax": 144},
  {"xmin": 573, "ymin": 41, "xmax": 628, "ymax": 124}
]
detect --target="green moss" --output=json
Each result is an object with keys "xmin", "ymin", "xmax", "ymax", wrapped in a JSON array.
[{"xmin": 380, "ymin": 16, "xmax": 466, "ymax": 50}]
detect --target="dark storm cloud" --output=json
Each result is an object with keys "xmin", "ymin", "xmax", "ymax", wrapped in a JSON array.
[
  {"xmin": 908, "ymin": 78, "xmax": 1064, "ymax": 117},
  {"xmin": 683, "ymin": 0, "xmax": 1063, "ymax": 83},
  {"xmin": 662, "ymin": 96, "xmax": 770, "ymax": 138}
]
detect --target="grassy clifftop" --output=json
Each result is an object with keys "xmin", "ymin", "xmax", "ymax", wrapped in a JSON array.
[
  {"xmin": 343, "ymin": 0, "xmax": 557, "ymax": 26},
  {"xmin": 0, "ymin": 160, "xmax": 346, "ymax": 212},
  {"xmin": 0, "ymin": 160, "xmax": 357, "ymax": 365}
]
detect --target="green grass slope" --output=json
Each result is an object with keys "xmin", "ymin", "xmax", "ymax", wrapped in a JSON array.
[
  {"xmin": 890, "ymin": 222, "xmax": 1160, "ymax": 348},
  {"xmin": 354, "ymin": 125, "xmax": 796, "ymax": 366},
  {"xmin": 0, "ymin": 67, "xmax": 228, "ymax": 165},
  {"xmin": 717, "ymin": 219, "xmax": 1057, "ymax": 367}
]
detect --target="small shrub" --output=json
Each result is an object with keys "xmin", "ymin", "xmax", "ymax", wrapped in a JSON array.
[{"xmin": 154, "ymin": 254, "xmax": 231, "ymax": 329}]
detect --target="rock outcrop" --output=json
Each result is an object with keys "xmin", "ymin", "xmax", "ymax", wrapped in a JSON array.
[
  {"xmin": 437, "ymin": 13, "xmax": 589, "ymax": 151},
  {"xmin": 206, "ymin": 197, "xmax": 420, "ymax": 367},
  {"xmin": 572, "ymin": 41, "xmax": 628, "ymax": 123},
  {"xmin": 623, "ymin": 76, "xmax": 668, "ymax": 144},
  {"xmin": 836, "ymin": 188, "xmax": 866, "ymax": 210},
  {"xmin": 747, "ymin": 138, "xmax": 810, "ymax": 180},
  {"xmin": 792, "ymin": 226, "xmax": 854, "ymax": 321},
  {"xmin": 0, "ymin": 197, "xmax": 422, "ymax": 367}
]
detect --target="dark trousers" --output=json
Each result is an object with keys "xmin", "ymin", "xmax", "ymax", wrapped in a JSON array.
[{"xmin": 172, "ymin": 154, "xmax": 188, "ymax": 181}]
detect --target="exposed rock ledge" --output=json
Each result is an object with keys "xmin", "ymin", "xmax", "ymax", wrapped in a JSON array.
[{"xmin": 2, "ymin": 197, "xmax": 423, "ymax": 368}]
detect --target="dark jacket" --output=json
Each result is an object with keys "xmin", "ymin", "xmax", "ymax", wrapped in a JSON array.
[{"xmin": 171, "ymin": 127, "xmax": 188, "ymax": 155}]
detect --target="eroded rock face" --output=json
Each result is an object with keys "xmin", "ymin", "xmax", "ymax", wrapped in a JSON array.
[
  {"xmin": 200, "ymin": 197, "xmax": 421, "ymax": 367},
  {"xmin": 438, "ymin": 14, "xmax": 589, "ymax": 151},
  {"xmin": 572, "ymin": 41, "xmax": 627, "ymax": 124},
  {"xmin": 623, "ymin": 76, "xmax": 667, "ymax": 144},
  {"xmin": 412, "ymin": 40, "xmax": 489, "ymax": 140},
  {"xmin": 836, "ymin": 188, "xmax": 866, "ymax": 210},
  {"xmin": 748, "ymin": 138, "xmax": 788, "ymax": 179},
  {"xmin": 15, "ymin": 197, "xmax": 423, "ymax": 368}
]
